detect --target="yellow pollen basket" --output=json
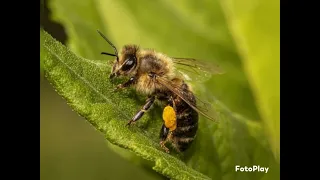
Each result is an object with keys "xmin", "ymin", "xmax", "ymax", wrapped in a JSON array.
[{"xmin": 162, "ymin": 105, "xmax": 177, "ymax": 131}]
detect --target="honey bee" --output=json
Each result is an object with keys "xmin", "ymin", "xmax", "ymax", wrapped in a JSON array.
[{"xmin": 97, "ymin": 30, "xmax": 224, "ymax": 153}]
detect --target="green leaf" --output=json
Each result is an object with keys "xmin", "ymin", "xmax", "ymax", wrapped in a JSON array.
[
  {"xmin": 41, "ymin": 28, "xmax": 279, "ymax": 180},
  {"xmin": 220, "ymin": 0, "xmax": 280, "ymax": 162}
]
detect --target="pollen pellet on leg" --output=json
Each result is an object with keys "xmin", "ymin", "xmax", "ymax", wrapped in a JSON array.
[{"xmin": 162, "ymin": 105, "xmax": 177, "ymax": 131}]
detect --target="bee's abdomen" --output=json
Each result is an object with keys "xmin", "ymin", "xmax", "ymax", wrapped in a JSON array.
[
  {"xmin": 171, "ymin": 82, "xmax": 199, "ymax": 152},
  {"xmin": 172, "ymin": 110, "xmax": 198, "ymax": 152}
]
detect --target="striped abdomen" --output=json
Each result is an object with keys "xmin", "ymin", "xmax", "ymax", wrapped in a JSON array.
[{"xmin": 171, "ymin": 82, "xmax": 199, "ymax": 152}]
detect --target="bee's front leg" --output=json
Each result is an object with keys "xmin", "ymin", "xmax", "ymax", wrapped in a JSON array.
[
  {"xmin": 126, "ymin": 96, "xmax": 156, "ymax": 126},
  {"xmin": 114, "ymin": 76, "xmax": 136, "ymax": 91}
]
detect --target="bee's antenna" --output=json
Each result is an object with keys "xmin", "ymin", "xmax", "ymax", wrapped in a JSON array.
[
  {"xmin": 101, "ymin": 52, "xmax": 117, "ymax": 57},
  {"xmin": 97, "ymin": 29, "xmax": 119, "ymax": 61}
]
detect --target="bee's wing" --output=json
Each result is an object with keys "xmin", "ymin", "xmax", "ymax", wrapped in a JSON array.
[
  {"xmin": 156, "ymin": 76, "xmax": 219, "ymax": 122},
  {"xmin": 171, "ymin": 57, "xmax": 225, "ymax": 82}
]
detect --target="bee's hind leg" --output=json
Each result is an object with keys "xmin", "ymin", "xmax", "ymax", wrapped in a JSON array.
[
  {"xmin": 159, "ymin": 97, "xmax": 177, "ymax": 153},
  {"xmin": 126, "ymin": 96, "xmax": 155, "ymax": 126},
  {"xmin": 159, "ymin": 124, "xmax": 171, "ymax": 153}
]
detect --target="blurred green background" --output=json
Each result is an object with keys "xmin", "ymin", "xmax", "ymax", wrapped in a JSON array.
[{"xmin": 40, "ymin": 0, "xmax": 279, "ymax": 179}]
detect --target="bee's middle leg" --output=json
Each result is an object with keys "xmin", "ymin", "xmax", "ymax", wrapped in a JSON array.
[{"xmin": 126, "ymin": 96, "xmax": 155, "ymax": 126}]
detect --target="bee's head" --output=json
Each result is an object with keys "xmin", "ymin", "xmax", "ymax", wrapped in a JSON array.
[
  {"xmin": 109, "ymin": 45, "xmax": 138, "ymax": 78},
  {"xmin": 97, "ymin": 30, "xmax": 137, "ymax": 79}
]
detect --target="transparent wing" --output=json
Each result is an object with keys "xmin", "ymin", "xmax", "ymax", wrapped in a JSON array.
[
  {"xmin": 171, "ymin": 57, "xmax": 225, "ymax": 82},
  {"xmin": 156, "ymin": 76, "xmax": 219, "ymax": 122}
]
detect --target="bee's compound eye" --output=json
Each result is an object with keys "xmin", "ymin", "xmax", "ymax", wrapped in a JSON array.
[{"xmin": 121, "ymin": 57, "xmax": 136, "ymax": 71}]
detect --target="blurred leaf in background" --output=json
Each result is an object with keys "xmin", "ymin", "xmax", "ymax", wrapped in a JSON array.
[
  {"xmin": 41, "ymin": 0, "xmax": 280, "ymax": 179},
  {"xmin": 220, "ymin": 0, "xmax": 280, "ymax": 161}
]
